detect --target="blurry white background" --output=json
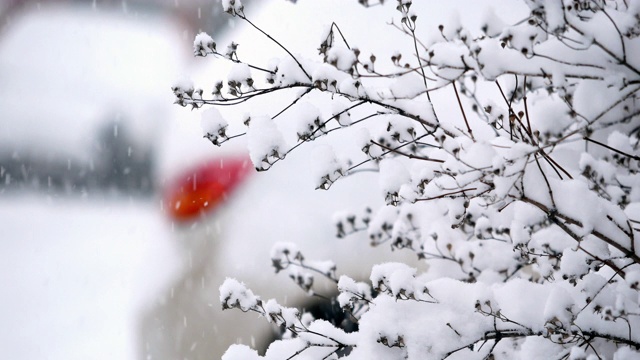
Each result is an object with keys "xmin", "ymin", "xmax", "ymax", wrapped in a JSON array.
[{"xmin": 0, "ymin": 1, "xmax": 220, "ymax": 358}]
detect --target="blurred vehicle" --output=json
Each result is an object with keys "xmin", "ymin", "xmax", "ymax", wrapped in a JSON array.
[{"xmin": 0, "ymin": 4, "xmax": 194, "ymax": 360}]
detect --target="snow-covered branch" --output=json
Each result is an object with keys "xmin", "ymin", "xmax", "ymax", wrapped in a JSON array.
[{"xmin": 175, "ymin": 0, "xmax": 640, "ymax": 358}]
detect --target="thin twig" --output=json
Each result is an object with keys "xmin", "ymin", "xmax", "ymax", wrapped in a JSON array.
[
  {"xmin": 238, "ymin": 14, "xmax": 312, "ymax": 81},
  {"xmin": 584, "ymin": 137, "xmax": 640, "ymax": 161},
  {"xmin": 452, "ymin": 81, "xmax": 475, "ymax": 141},
  {"xmin": 415, "ymin": 188, "xmax": 477, "ymax": 202},
  {"xmin": 370, "ymin": 140, "xmax": 444, "ymax": 163}
]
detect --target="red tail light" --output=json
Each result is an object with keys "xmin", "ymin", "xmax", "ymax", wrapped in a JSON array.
[{"xmin": 165, "ymin": 156, "xmax": 253, "ymax": 221}]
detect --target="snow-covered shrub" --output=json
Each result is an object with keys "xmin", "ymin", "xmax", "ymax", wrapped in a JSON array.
[{"xmin": 176, "ymin": 0, "xmax": 640, "ymax": 358}]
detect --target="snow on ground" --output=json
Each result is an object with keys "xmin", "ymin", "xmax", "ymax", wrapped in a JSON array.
[{"xmin": 0, "ymin": 196, "xmax": 180, "ymax": 360}]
